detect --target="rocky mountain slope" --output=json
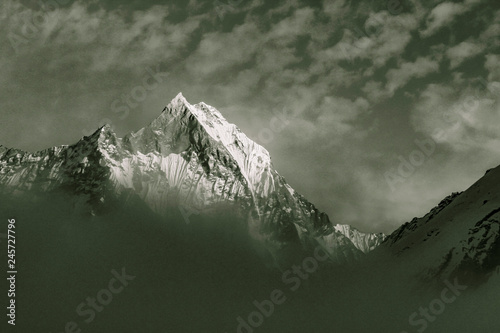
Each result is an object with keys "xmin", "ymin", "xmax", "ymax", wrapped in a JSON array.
[
  {"xmin": 380, "ymin": 166, "xmax": 500, "ymax": 283},
  {"xmin": 0, "ymin": 93, "xmax": 384, "ymax": 265}
]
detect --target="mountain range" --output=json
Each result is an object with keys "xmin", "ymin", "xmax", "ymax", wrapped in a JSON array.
[
  {"xmin": 1, "ymin": 93, "xmax": 499, "ymax": 332},
  {"xmin": 0, "ymin": 93, "xmax": 386, "ymax": 267}
]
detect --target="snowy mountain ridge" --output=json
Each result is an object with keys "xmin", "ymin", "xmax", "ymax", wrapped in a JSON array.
[
  {"xmin": 0, "ymin": 93, "xmax": 384, "ymax": 265},
  {"xmin": 334, "ymin": 224, "xmax": 386, "ymax": 254}
]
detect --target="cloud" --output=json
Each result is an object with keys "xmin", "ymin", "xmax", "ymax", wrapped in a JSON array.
[
  {"xmin": 386, "ymin": 56, "xmax": 441, "ymax": 94},
  {"xmin": 446, "ymin": 40, "xmax": 486, "ymax": 69},
  {"xmin": 331, "ymin": 10, "xmax": 419, "ymax": 68},
  {"xmin": 265, "ymin": 6, "xmax": 315, "ymax": 43},
  {"xmin": 479, "ymin": 9, "xmax": 500, "ymax": 47},
  {"xmin": 362, "ymin": 81, "xmax": 392, "ymax": 103},
  {"xmin": 185, "ymin": 21, "xmax": 261, "ymax": 77},
  {"xmin": 362, "ymin": 56, "xmax": 440, "ymax": 102},
  {"xmin": 485, "ymin": 54, "xmax": 500, "ymax": 81},
  {"xmin": 315, "ymin": 96, "xmax": 371, "ymax": 137},
  {"xmin": 185, "ymin": 5, "xmax": 316, "ymax": 78},
  {"xmin": 3, "ymin": 2, "xmax": 204, "ymax": 72},
  {"xmin": 256, "ymin": 7, "xmax": 316, "ymax": 73},
  {"xmin": 411, "ymin": 81, "xmax": 500, "ymax": 153},
  {"xmin": 420, "ymin": 1, "xmax": 472, "ymax": 37}
]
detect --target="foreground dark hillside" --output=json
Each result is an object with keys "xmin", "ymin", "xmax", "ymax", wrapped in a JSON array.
[{"xmin": 1, "ymin": 191, "xmax": 499, "ymax": 333}]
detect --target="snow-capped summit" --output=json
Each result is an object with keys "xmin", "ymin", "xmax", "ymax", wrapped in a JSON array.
[{"xmin": 0, "ymin": 93, "xmax": 384, "ymax": 264}]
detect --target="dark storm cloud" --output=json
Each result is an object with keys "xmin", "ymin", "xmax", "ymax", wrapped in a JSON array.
[{"xmin": 0, "ymin": 0, "xmax": 499, "ymax": 233}]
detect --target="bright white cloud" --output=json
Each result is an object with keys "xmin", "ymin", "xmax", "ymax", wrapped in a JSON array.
[
  {"xmin": 420, "ymin": 2, "xmax": 468, "ymax": 37},
  {"xmin": 386, "ymin": 57, "xmax": 441, "ymax": 94}
]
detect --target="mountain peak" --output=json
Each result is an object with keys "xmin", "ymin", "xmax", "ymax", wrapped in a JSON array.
[
  {"xmin": 170, "ymin": 92, "xmax": 188, "ymax": 107},
  {"xmin": 0, "ymin": 93, "xmax": 385, "ymax": 265},
  {"xmin": 161, "ymin": 93, "xmax": 228, "ymax": 130},
  {"xmin": 84, "ymin": 123, "xmax": 115, "ymax": 140},
  {"xmin": 126, "ymin": 94, "xmax": 275, "ymax": 197}
]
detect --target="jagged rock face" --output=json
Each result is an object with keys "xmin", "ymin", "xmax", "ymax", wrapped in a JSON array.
[
  {"xmin": 0, "ymin": 93, "xmax": 384, "ymax": 264},
  {"xmin": 0, "ymin": 128, "xmax": 114, "ymax": 201},
  {"xmin": 334, "ymin": 224, "xmax": 386, "ymax": 254},
  {"xmin": 430, "ymin": 212, "xmax": 500, "ymax": 283}
]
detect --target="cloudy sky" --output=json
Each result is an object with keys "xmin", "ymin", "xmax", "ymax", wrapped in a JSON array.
[{"xmin": 0, "ymin": 0, "xmax": 499, "ymax": 233}]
